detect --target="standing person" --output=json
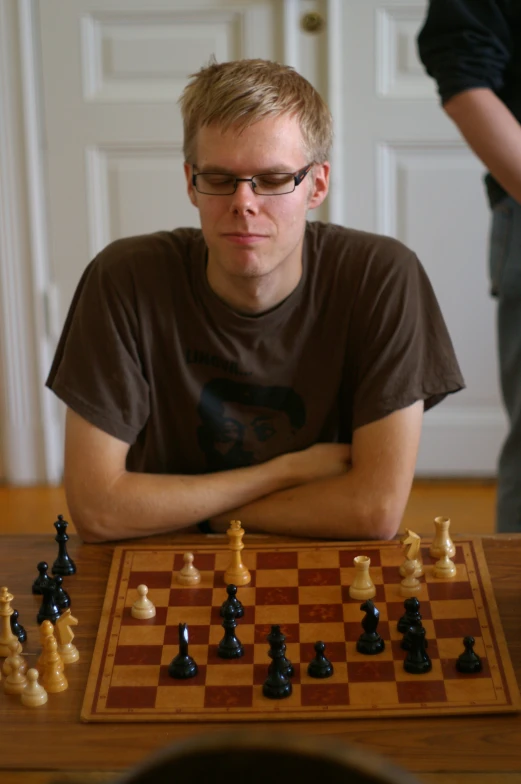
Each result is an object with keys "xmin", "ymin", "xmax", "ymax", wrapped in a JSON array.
[
  {"xmin": 418, "ymin": 1, "xmax": 521, "ymax": 533},
  {"xmin": 46, "ymin": 59, "xmax": 464, "ymax": 543}
]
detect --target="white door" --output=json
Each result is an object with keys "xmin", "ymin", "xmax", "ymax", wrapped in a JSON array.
[{"xmin": 31, "ymin": 0, "xmax": 506, "ymax": 478}]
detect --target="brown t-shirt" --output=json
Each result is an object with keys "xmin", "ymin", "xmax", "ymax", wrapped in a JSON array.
[{"xmin": 46, "ymin": 221, "xmax": 464, "ymax": 474}]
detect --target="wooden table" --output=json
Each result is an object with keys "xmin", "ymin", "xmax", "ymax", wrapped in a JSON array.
[{"xmin": 1, "ymin": 533, "xmax": 521, "ymax": 784}]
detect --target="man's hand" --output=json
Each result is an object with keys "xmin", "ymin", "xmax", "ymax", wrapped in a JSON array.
[{"xmin": 280, "ymin": 443, "xmax": 352, "ymax": 485}]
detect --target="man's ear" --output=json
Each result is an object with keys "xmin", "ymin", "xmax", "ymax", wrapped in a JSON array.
[
  {"xmin": 307, "ymin": 162, "xmax": 330, "ymax": 210},
  {"xmin": 184, "ymin": 162, "xmax": 198, "ymax": 208}
]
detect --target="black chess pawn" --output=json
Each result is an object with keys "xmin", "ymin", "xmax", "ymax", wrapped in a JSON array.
[
  {"xmin": 51, "ymin": 576, "xmax": 71, "ymax": 611},
  {"xmin": 220, "ymin": 584, "xmax": 244, "ymax": 619},
  {"xmin": 10, "ymin": 610, "xmax": 26, "ymax": 643},
  {"xmin": 397, "ymin": 596, "xmax": 422, "ymax": 634},
  {"xmin": 356, "ymin": 599, "xmax": 385, "ymax": 655},
  {"xmin": 401, "ymin": 618, "xmax": 429, "ymax": 651},
  {"xmin": 263, "ymin": 632, "xmax": 292, "ymax": 699},
  {"xmin": 267, "ymin": 625, "xmax": 293, "ymax": 677},
  {"xmin": 168, "ymin": 623, "xmax": 198, "ymax": 679},
  {"xmin": 52, "ymin": 515, "xmax": 76, "ymax": 576},
  {"xmin": 456, "ymin": 636, "xmax": 482, "ymax": 674},
  {"xmin": 217, "ymin": 604, "xmax": 244, "ymax": 659},
  {"xmin": 307, "ymin": 641, "xmax": 334, "ymax": 678},
  {"xmin": 37, "ymin": 582, "xmax": 60, "ymax": 625},
  {"xmin": 403, "ymin": 626, "xmax": 432, "ymax": 674},
  {"xmin": 32, "ymin": 561, "xmax": 52, "ymax": 595}
]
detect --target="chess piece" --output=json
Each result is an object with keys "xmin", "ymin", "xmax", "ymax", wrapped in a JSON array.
[
  {"xmin": 348, "ymin": 555, "xmax": 376, "ymax": 600},
  {"xmin": 52, "ymin": 515, "xmax": 76, "ymax": 576},
  {"xmin": 36, "ymin": 620, "xmax": 56, "ymax": 673},
  {"xmin": 220, "ymin": 584, "xmax": 244, "ymax": 619},
  {"xmin": 403, "ymin": 626, "xmax": 432, "ymax": 674},
  {"xmin": 51, "ymin": 576, "xmax": 71, "ymax": 610},
  {"xmin": 0, "ymin": 586, "xmax": 22, "ymax": 656},
  {"xmin": 401, "ymin": 618, "xmax": 428, "ymax": 651},
  {"xmin": 400, "ymin": 559, "xmax": 421, "ymax": 597},
  {"xmin": 267, "ymin": 626, "xmax": 293, "ymax": 677},
  {"xmin": 2, "ymin": 638, "xmax": 27, "ymax": 677},
  {"xmin": 433, "ymin": 542, "xmax": 457, "ymax": 579},
  {"xmin": 41, "ymin": 636, "xmax": 68, "ymax": 693},
  {"xmin": 456, "ymin": 636, "xmax": 482, "ymax": 674},
  {"xmin": 356, "ymin": 599, "xmax": 385, "ymax": 655},
  {"xmin": 263, "ymin": 629, "xmax": 292, "ymax": 699},
  {"xmin": 10, "ymin": 609, "xmax": 26, "ymax": 643},
  {"xmin": 429, "ymin": 516, "xmax": 455, "ymax": 559},
  {"xmin": 131, "ymin": 584, "xmax": 156, "ymax": 619},
  {"xmin": 307, "ymin": 641, "xmax": 334, "ymax": 678},
  {"xmin": 400, "ymin": 529, "xmax": 424, "ymax": 577},
  {"xmin": 37, "ymin": 582, "xmax": 60, "ymax": 625},
  {"xmin": 224, "ymin": 520, "xmax": 251, "ymax": 586},
  {"xmin": 397, "ymin": 597, "xmax": 422, "ymax": 634},
  {"xmin": 3, "ymin": 640, "xmax": 27, "ymax": 694},
  {"xmin": 55, "ymin": 608, "xmax": 80, "ymax": 664},
  {"xmin": 21, "ymin": 669, "xmax": 48, "ymax": 707},
  {"xmin": 32, "ymin": 561, "xmax": 52, "ymax": 595},
  {"xmin": 176, "ymin": 553, "xmax": 201, "ymax": 586},
  {"xmin": 168, "ymin": 623, "xmax": 198, "ymax": 679},
  {"xmin": 218, "ymin": 604, "xmax": 244, "ymax": 659}
]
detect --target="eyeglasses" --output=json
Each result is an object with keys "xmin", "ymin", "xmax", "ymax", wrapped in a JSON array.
[{"xmin": 191, "ymin": 163, "xmax": 313, "ymax": 196}]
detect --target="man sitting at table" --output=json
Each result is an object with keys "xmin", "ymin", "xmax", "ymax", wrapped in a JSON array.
[{"xmin": 46, "ymin": 59, "xmax": 464, "ymax": 543}]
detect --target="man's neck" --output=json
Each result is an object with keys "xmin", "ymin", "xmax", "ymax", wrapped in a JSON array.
[{"xmin": 206, "ymin": 258, "xmax": 303, "ymax": 316}]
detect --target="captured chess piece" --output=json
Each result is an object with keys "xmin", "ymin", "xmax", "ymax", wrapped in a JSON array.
[
  {"xmin": 52, "ymin": 515, "xmax": 76, "ymax": 576},
  {"xmin": 168, "ymin": 623, "xmax": 198, "ymax": 679},
  {"xmin": 3, "ymin": 640, "xmax": 27, "ymax": 695},
  {"xmin": 400, "ymin": 558, "xmax": 421, "ymax": 598},
  {"xmin": 36, "ymin": 620, "xmax": 56, "ymax": 673},
  {"xmin": 263, "ymin": 626, "xmax": 292, "ymax": 699},
  {"xmin": 403, "ymin": 626, "xmax": 432, "ymax": 674},
  {"xmin": 2, "ymin": 638, "xmax": 27, "ymax": 677},
  {"xmin": 456, "ymin": 636, "xmax": 482, "ymax": 674},
  {"xmin": 51, "ymin": 576, "xmax": 71, "ymax": 610},
  {"xmin": 10, "ymin": 609, "xmax": 26, "ymax": 643},
  {"xmin": 217, "ymin": 604, "xmax": 244, "ymax": 659},
  {"xmin": 267, "ymin": 626, "xmax": 293, "ymax": 677},
  {"xmin": 21, "ymin": 669, "xmax": 48, "ymax": 707},
  {"xmin": 348, "ymin": 555, "xmax": 376, "ymax": 600},
  {"xmin": 37, "ymin": 582, "xmax": 60, "ymax": 625},
  {"xmin": 400, "ymin": 529, "xmax": 424, "ymax": 577},
  {"xmin": 55, "ymin": 608, "xmax": 80, "ymax": 664},
  {"xmin": 220, "ymin": 584, "xmax": 244, "ymax": 619},
  {"xmin": 224, "ymin": 520, "xmax": 251, "ymax": 586},
  {"xmin": 432, "ymin": 542, "xmax": 457, "ymax": 579},
  {"xmin": 0, "ymin": 586, "xmax": 22, "ymax": 656},
  {"xmin": 40, "ymin": 635, "xmax": 68, "ymax": 693},
  {"xmin": 32, "ymin": 561, "xmax": 52, "ymax": 595},
  {"xmin": 429, "ymin": 515, "xmax": 456, "ymax": 559},
  {"xmin": 131, "ymin": 584, "xmax": 156, "ymax": 620},
  {"xmin": 307, "ymin": 641, "xmax": 334, "ymax": 678},
  {"xmin": 176, "ymin": 552, "xmax": 201, "ymax": 586},
  {"xmin": 356, "ymin": 599, "xmax": 385, "ymax": 655}
]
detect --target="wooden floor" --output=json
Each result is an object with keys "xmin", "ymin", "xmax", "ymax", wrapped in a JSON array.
[{"xmin": 0, "ymin": 479, "xmax": 497, "ymax": 536}]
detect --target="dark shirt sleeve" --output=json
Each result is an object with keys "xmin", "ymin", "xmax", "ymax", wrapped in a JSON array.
[
  {"xmin": 46, "ymin": 249, "xmax": 150, "ymax": 444},
  {"xmin": 417, "ymin": 0, "xmax": 512, "ymax": 103}
]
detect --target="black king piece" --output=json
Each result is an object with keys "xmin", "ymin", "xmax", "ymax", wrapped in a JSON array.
[{"xmin": 52, "ymin": 515, "xmax": 76, "ymax": 576}]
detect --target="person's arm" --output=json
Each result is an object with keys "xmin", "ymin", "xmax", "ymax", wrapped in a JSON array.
[
  {"xmin": 209, "ymin": 400, "xmax": 424, "ymax": 540},
  {"xmin": 443, "ymin": 87, "xmax": 521, "ymax": 204},
  {"xmin": 63, "ymin": 407, "xmax": 351, "ymax": 543}
]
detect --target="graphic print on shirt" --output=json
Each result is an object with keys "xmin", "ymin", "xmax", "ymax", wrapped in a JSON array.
[{"xmin": 197, "ymin": 378, "xmax": 306, "ymax": 470}]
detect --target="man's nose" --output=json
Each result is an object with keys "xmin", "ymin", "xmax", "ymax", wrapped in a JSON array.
[{"xmin": 230, "ymin": 180, "xmax": 258, "ymax": 213}]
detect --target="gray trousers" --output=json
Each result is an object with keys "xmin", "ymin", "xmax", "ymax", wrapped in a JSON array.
[{"xmin": 489, "ymin": 195, "xmax": 521, "ymax": 532}]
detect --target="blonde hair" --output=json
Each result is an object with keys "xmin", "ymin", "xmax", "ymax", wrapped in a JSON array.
[{"xmin": 179, "ymin": 59, "xmax": 333, "ymax": 164}]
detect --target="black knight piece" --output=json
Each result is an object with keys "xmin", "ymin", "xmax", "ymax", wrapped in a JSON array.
[
  {"xmin": 456, "ymin": 636, "xmax": 482, "ymax": 674},
  {"xmin": 217, "ymin": 604, "xmax": 244, "ymax": 659},
  {"xmin": 10, "ymin": 610, "xmax": 27, "ymax": 643},
  {"xmin": 403, "ymin": 626, "xmax": 432, "ymax": 674},
  {"xmin": 52, "ymin": 515, "xmax": 76, "ymax": 576},
  {"xmin": 32, "ymin": 561, "xmax": 52, "ymax": 595},
  {"xmin": 52, "ymin": 576, "xmax": 71, "ymax": 610},
  {"xmin": 356, "ymin": 599, "xmax": 385, "ymax": 655},
  {"xmin": 220, "ymin": 584, "xmax": 244, "ymax": 619},
  {"xmin": 307, "ymin": 641, "xmax": 334, "ymax": 678},
  {"xmin": 37, "ymin": 582, "xmax": 60, "ymax": 625},
  {"xmin": 267, "ymin": 625, "xmax": 293, "ymax": 677},
  {"xmin": 168, "ymin": 623, "xmax": 198, "ymax": 679}
]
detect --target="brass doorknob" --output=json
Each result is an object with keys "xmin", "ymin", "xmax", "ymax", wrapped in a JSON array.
[{"xmin": 301, "ymin": 11, "xmax": 325, "ymax": 33}]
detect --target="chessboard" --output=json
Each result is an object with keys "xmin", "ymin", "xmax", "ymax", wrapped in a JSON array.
[{"xmin": 81, "ymin": 537, "xmax": 521, "ymax": 722}]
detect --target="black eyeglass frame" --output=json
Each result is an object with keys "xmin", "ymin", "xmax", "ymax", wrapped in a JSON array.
[{"xmin": 191, "ymin": 163, "xmax": 314, "ymax": 195}]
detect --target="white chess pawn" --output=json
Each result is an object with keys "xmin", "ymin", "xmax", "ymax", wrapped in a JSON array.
[
  {"xmin": 400, "ymin": 559, "xmax": 421, "ymax": 597},
  {"xmin": 433, "ymin": 543, "xmax": 457, "ymax": 579},
  {"xmin": 21, "ymin": 668, "xmax": 48, "ymax": 707},
  {"xmin": 176, "ymin": 553, "xmax": 201, "ymax": 586},
  {"xmin": 349, "ymin": 555, "xmax": 376, "ymax": 600},
  {"xmin": 3, "ymin": 640, "xmax": 28, "ymax": 695},
  {"xmin": 131, "ymin": 584, "xmax": 156, "ymax": 619}
]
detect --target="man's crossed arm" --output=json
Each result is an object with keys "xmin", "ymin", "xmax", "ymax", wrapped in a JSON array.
[{"xmin": 63, "ymin": 400, "xmax": 423, "ymax": 543}]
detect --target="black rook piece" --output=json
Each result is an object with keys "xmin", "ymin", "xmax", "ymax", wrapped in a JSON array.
[
  {"xmin": 168, "ymin": 623, "xmax": 198, "ymax": 679},
  {"xmin": 356, "ymin": 599, "xmax": 385, "ymax": 655},
  {"xmin": 52, "ymin": 576, "xmax": 71, "ymax": 610},
  {"xmin": 217, "ymin": 604, "xmax": 244, "ymax": 659},
  {"xmin": 307, "ymin": 641, "xmax": 334, "ymax": 678},
  {"xmin": 32, "ymin": 561, "xmax": 52, "ymax": 595},
  {"xmin": 403, "ymin": 626, "xmax": 432, "ymax": 675},
  {"xmin": 456, "ymin": 636, "xmax": 482, "ymax": 674},
  {"xmin": 267, "ymin": 625, "xmax": 293, "ymax": 677},
  {"xmin": 52, "ymin": 515, "xmax": 76, "ymax": 576},
  {"xmin": 10, "ymin": 610, "xmax": 27, "ymax": 643},
  {"xmin": 220, "ymin": 584, "xmax": 244, "ymax": 619},
  {"xmin": 397, "ymin": 596, "xmax": 422, "ymax": 634},
  {"xmin": 37, "ymin": 582, "xmax": 60, "ymax": 625}
]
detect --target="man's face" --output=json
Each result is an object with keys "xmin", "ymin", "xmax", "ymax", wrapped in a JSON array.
[
  {"xmin": 211, "ymin": 402, "xmax": 295, "ymax": 463},
  {"xmin": 184, "ymin": 114, "xmax": 329, "ymax": 303}
]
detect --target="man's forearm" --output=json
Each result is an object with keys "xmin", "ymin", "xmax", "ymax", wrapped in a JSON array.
[{"xmin": 444, "ymin": 88, "xmax": 521, "ymax": 204}]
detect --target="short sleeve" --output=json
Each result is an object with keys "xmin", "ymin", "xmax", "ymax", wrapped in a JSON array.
[
  {"xmin": 349, "ymin": 249, "xmax": 465, "ymax": 431},
  {"xmin": 46, "ymin": 250, "xmax": 150, "ymax": 443}
]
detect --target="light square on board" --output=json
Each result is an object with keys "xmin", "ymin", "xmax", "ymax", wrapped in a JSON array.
[
  {"xmin": 166, "ymin": 606, "xmax": 211, "ymax": 626},
  {"xmin": 254, "ymin": 605, "xmax": 299, "ymax": 625},
  {"xmin": 348, "ymin": 681, "xmax": 399, "ymax": 706},
  {"xmin": 299, "ymin": 586, "xmax": 342, "ymax": 605},
  {"xmin": 429, "ymin": 599, "xmax": 478, "ymax": 620},
  {"xmin": 444, "ymin": 678, "xmax": 498, "ymax": 704},
  {"xmin": 117, "ymin": 626, "xmax": 166, "ymax": 647},
  {"xmin": 297, "ymin": 549, "xmax": 340, "ymax": 569},
  {"xmin": 299, "ymin": 621, "xmax": 345, "ymax": 643},
  {"xmin": 131, "ymin": 551, "xmax": 175, "ymax": 572},
  {"xmin": 110, "ymin": 664, "xmax": 160, "ymax": 688},
  {"xmin": 156, "ymin": 684, "xmax": 206, "ymax": 709},
  {"xmin": 206, "ymin": 663, "xmax": 255, "ymax": 686},
  {"xmin": 255, "ymin": 569, "xmax": 299, "ymax": 588}
]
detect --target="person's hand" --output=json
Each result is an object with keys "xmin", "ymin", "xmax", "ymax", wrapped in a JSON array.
[{"xmin": 279, "ymin": 442, "xmax": 352, "ymax": 486}]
